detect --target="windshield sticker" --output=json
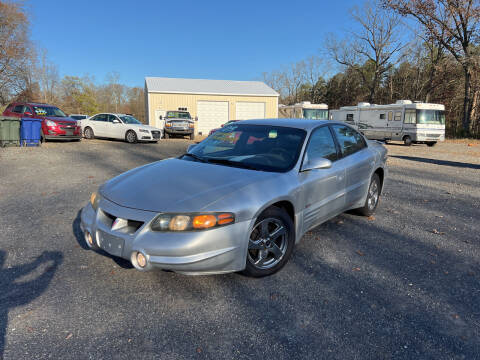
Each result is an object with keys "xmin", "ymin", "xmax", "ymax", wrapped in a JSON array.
[
  {"xmin": 35, "ymin": 108, "xmax": 47, "ymax": 116},
  {"xmin": 268, "ymin": 130, "xmax": 278, "ymax": 139}
]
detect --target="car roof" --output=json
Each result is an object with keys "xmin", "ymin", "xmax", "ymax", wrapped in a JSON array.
[
  {"xmin": 235, "ymin": 118, "xmax": 335, "ymax": 131},
  {"xmin": 11, "ymin": 102, "xmax": 54, "ymax": 107}
]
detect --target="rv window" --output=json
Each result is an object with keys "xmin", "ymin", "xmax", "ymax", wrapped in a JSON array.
[
  {"xmin": 346, "ymin": 114, "xmax": 354, "ymax": 123},
  {"xmin": 379, "ymin": 114, "xmax": 385, "ymax": 120},
  {"xmin": 394, "ymin": 112, "xmax": 402, "ymax": 121},
  {"xmin": 388, "ymin": 112, "xmax": 393, "ymax": 121},
  {"xmin": 404, "ymin": 110, "xmax": 416, "ymax": 124}
]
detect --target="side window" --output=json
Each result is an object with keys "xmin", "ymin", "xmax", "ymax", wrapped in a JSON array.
[
  {"xmin": 346, "ymin": 113, "xmax": 354, "ymax": 122},
  {"xmin": 404, "ymin": 110, "xmax": 416, "ymax": 124},
  {"xmin": 394, "ymin": 111, "xmax": 402, "ymax": 121},
  {"xmin": 332, "ymin": 125, "xmax": 366, "ymax": 157},
  {"xmin": 107, "ymin": 115, "xmax": 117, "ymax": 122},
  {"xmin": 379, "ymin": 113, "xmax": 385, "ymax": 120},
  {"xmin": 13, "ymin": 105, "xmax": 24, "ymax": 113},
  {"xmin": 94, "ymin": 114, "xmax": 107, "ymax": 122},
  {"xmin": 305, "ymin": 126, "xmax": 338, "ymax": 162},
  {"xmin": 388, "ymin": 111, "xmax": 393, "ymax": 121}
]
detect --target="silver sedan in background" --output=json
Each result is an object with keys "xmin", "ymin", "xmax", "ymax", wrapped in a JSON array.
[{"xmin": 80, "ymin": 119, "xmax": 387, "ymax": 277}]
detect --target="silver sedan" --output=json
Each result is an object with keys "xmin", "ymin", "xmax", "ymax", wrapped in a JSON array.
[{"xmin": 80, "ymin": 119, "xmax": 388, "ymax": 277}]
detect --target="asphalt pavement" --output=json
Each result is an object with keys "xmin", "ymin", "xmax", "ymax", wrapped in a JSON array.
[{"xmin": 0, "ymin": 138, "xmax": 479, "ymax": 359}]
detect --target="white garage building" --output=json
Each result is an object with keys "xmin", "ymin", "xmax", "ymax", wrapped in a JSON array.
[{"xmin": 145, "ymin": 77, "xmax": 279, "ymax": 135}]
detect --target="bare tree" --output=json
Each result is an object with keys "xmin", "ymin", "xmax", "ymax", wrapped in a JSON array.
[
  {"xmin": 326, "ymin": 0, "xmax": 405, "ymax": 103},
  {"xmin": 0, "ymin": 1, "xmax": 34, "ymax": 104},
  {"xmin": 37, "ymin": 49, "xmax": 59, "ymax": 104},
  {"xmin": 384, "ymin": 0, "xmax": 480, "ymax": 134}
]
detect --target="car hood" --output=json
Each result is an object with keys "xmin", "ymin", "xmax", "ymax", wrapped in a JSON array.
[{"xmin": 101, "ymin": 158, "xmax": 274, "ymax": 212}]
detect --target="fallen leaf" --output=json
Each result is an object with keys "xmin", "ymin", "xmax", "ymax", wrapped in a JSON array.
[
  {"xmin": 356, "ymin": 250, "xmax": 365, "ymax": 256},
  {"xmin": 128, "ymin": 338, "xmax": 132, "ymax": 343},
  {"xmin": 367, "ymin": 215, "xmax": 375, "ymax": 221},
  {"xmin": 467, "ymin": 143, "xmax": 476, "ymax": 147},
  {"xmin": 196, "ymin": 347, "xmax": 202, "ymax": 353},
  {"xmin": 423, "ymin": 199, "xmax": 429, "ymax": 202},
  {"xmin": 110, "ymin": 270, "xmax": 115, "ymax": 275},
  {"xmin": 65, "ymin": 333, "xmax": 73, "ymax": 340},
  {"xmin": 444, "ymin": 271, "xmax": 449, "ymax": 275},
  {"xmin": 432, "ymin": 229, "xmax": 445, "ymax": 235},
  {"xmin": 337, "ymin": 220, "xmax": 344, "ymax": 225},
  {"xmin": 435, "ymin": 215, "xmax": 444, "ymax": 218},
  {"xmin": 452, "ymin": 314, "xmax": 460, "ymax": 319},
  {"xmin": 87, "ymin": 176, "xmax": 94, "ymax": 179},
  {"xmin": 353, "ymin": 267, "xmax": 361, "ymax": 271}
]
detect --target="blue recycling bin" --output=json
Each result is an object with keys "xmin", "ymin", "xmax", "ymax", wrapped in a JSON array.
[{"xmin": 20, "ymin": 118, "xmax": 42, "ymax": 146}]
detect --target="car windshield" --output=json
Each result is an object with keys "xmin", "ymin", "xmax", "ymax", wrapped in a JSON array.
[
  {"xmin": 416, "ymin": 110, "xmax": 445, "ymax": 125},
  {"xmin": 166, "ymin": 111, "xmax": 191, "ymax": 119},
  {"xmin": 186, "ymin": 124, "xmax": 306, "ymax": 172},
  {"xmin": 33, "ymin": 106, "xmax": 67, "ymax": 117},
  {"xmin": 303, "ymin": 109, "xmax": 329, "ymax": 120},
  {"xmin": 119, "ymin": 115, "xmax": 142, "ymax": 124}
]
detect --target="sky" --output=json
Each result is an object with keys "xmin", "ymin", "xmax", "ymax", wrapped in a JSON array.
[{"xmin": 30, "ymin": 0, "xmax": 361, "ymax": 87}]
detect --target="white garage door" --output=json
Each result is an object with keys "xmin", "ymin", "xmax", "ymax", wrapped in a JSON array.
[
  {"xmin": 235, "ymin": 102, "xmax": 266, "ymax": 120},
  {"xmin": 197, "ymin": 101, "xmax": 229, "ymax": 135}
]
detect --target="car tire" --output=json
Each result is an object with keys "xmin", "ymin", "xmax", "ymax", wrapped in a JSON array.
[
  {"xmin": 403, "ymin": 136, "xmax": 412, "ymax": 146},
  {"xmin": 355, "ymin": 173, "xmax": 381, "ymax": 217},
  {"xmin": 84, "ymin": 127, "xmax": 95, "ymax": 139},
  {"xmin": 126, "ymin": 130, "xmax": 137, "ymax": 144},
  {"xmin": 242, "ymin": 207, "xmax": 295, "ymax": 278},
  {"xmin": 40, "ymin": 130, "xmax": 45, "ymax": 143},
  {"xmin": 427, "ymin": 141, "xmax": 437, "ymax": 147},
  {"xmin": 189, "ymin": 133, "xmax": 195, "ymax": 140}
]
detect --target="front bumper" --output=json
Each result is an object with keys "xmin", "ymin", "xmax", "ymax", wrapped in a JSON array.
[
  {"xmin": 80, "ymin": 197, "xmax": 250, "ymax": 274},
  {"xmin": 45, "ymin": 126, "xmax": 82, "ymax": 140},
  {"xmin": 165, "ymin": 128, "xmax": 193, "ymax": 135}
]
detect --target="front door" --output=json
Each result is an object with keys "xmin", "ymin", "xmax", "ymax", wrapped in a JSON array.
[
  {"xmin": 300, "ymin": 125, "xmax": 346, "ymax": 232},
  {"xmin": 331, "ymin": 125, "xmax": 373, "ymax": 208}
]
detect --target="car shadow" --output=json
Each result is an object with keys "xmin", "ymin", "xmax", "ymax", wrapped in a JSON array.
[
  {"xmin": 389, "ymin": 155, "xmax": 480, "ymax": 169},
  {"xmin": 0, "ymin": 250, "xmax": 63, "ymax": 358},
  {"xmin": 72, "ymin": 210, "xmax": 133, "ymax": 269}
]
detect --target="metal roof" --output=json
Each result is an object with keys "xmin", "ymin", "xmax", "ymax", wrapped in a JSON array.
[{"xmin": 145, "ymin": 77, "xmax": 279, "ymax": 97}]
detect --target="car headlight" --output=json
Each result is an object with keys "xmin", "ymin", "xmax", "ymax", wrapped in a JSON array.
[
  {"xmin": 46, "ymin": 120, "xmax": 56, "ymax": 127},
  {"xmin": 90, "ymin": 191, "xmax": 101, "ymax": 211},
  {"xmin": 165, "ymin": 123, "xmax": 172, "ymax": 127},
  {"xmin": 188, "ymin": 123, "xmax": 194, "ymax": 128},
  {"xmin": 151, "ymin": 212, "xmax": 235, "ymax": 232},
  {"xmin": 138, "ymin": 129, "xmax": 149, "ymax": 133}
]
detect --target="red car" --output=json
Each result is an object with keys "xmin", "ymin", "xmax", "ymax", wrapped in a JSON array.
[{"xmin": 2, "ymin": 102, "xmax": 82, "ymax": 142}]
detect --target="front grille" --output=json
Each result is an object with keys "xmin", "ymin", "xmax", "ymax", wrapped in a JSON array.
[
  {"xmin": 426, "ymin": 133, "xmax": 440, "ymax": 138},
  {"xmin": 57, "ymin": 121, "xmax": 75, "ymax": 126},
  {"xmin": 60, "ymin": 126, "xmax": 75, "ymax": 130},
  {"xmin": 151, "ymin": 131, "xmax": 160, "ymax": 139},
  {"xmin": 99, "ymin": 210, "xmax": 144, "ymax": 234}
]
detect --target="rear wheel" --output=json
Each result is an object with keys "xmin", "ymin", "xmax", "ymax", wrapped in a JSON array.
[
  {"xmin": 125, "ymin": 130, "xmax": 137, "ymax": 144},
  {"xmin": 242, "ymin": 207, "xmax": 295, "ymax": 277},
  {"xmin": 427, "ymin": 141, "xmax": 437, "ymax": 147},
  {"xmin": 403, "ymin": 136, "xmax": 412, "ymax": 146},
  {"xmin": 355, "ymin": 173, "xmax": 381, "ymax": 216},
  {"xmin": 84, "ymin": 127, "xmax": 94, "ymax": 139}
]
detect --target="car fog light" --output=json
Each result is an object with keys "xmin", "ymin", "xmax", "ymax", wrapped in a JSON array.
[{"xmin": 137, "ymin": 252, "xmax": 147, "ymax": 268}]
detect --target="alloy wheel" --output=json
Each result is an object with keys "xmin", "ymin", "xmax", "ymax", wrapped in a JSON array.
[
  {"xmin": 247, "ymin": 217, "xmax": 288, "ymax": 270},
  {"xmin": 367, "ymin": 179, "xmax": 379, "ymax": 210}
]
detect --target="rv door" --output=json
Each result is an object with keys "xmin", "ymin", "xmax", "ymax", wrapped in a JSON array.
[{"xmin": 387, "ymin": 110, "xmax": 403, "ymax": 140}]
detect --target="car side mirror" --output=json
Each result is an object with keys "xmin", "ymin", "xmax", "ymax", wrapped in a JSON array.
[
  {"xmin": 24, "ymin": 111, "xmax": 33, "ymax": 117},
  {"xmin": 195, "ymin": 116, "xmax": 198, "ymax": 122},
  {"xmin": 300, "ymin": 157, "xmax": 332, "ymax": 172},
  {"xmin": 187, "ymin": 144, "xmax": 196, "ymax": 152},
  {"xmin": 113, "ymin": 119, "xmax": 120, "ymax": 124}
]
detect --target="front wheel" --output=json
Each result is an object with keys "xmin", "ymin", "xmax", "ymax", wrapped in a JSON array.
[
  {"xmin": 403, "ymin": 136, "xmax": 412, "ymax": 146},
  {"xmin": 125, "ymin": 130, "xmax": 137, "ymax": 144},
  {"xmin": 355, "ymin": 173, "xmax": 381, "ymax": 216},
  {"xmin": 427, "ymin": 141, "xmax": 437, "ymax": 147},
  {"xmin": 242, "ymin": 207, "xmax": 295, "ymax": 277}
]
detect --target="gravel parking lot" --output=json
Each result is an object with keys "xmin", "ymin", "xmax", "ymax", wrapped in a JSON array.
[{"xmin": 0, "ymin": 138, "xmax": 479, "ymax": 359}]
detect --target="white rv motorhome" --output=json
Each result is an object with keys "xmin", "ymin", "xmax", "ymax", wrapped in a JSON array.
[
  {"xmin": 279, "ymin": 101, "xmax": 329, "ymax": 120},
  {"xmin": 330, "ymin": 100, "xmax": 445, "ymax": 146}
]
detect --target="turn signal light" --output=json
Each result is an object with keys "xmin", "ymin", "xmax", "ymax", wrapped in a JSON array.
[
  {"xmin": 193, "ymin": 215, "xmax": 217, "ymax": 229},
  {"xmin": 151, "ymin": 212, "xmax": 235, "ymax": 232},
  {"xmin": 217, "ymin": 213, "xmax": 235, "ymax": 225}
]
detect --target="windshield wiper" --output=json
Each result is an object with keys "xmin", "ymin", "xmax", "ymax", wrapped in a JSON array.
[
  {"xmin": 204, "ymin": 157, "xmax": 260, "ymax": 171},
  {"xmin": 182, "ymin": 153, "xmax": 208, "ymax": 163}
]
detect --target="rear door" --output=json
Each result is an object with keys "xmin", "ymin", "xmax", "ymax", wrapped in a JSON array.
[
  {"xmin": 299, "ymin": 125, "xmax": 346, "ymax": 231},
  {"xmin": 331, "ymin": 124, "xmax": 373, "ymax": 208},
  {"xmin": 90, "ymin": 114, "xmax": 107, "ymax": 136}
]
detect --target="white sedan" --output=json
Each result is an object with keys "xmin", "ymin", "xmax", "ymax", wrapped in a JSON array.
[{"xmin": 82, "ymin": 113, "xmax": 162, "ymax": 143}]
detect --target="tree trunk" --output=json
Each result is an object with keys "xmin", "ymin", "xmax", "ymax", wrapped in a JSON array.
[{"xmin": 462, "ymin": 65, "xmax": 473, "ymax": 135}]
